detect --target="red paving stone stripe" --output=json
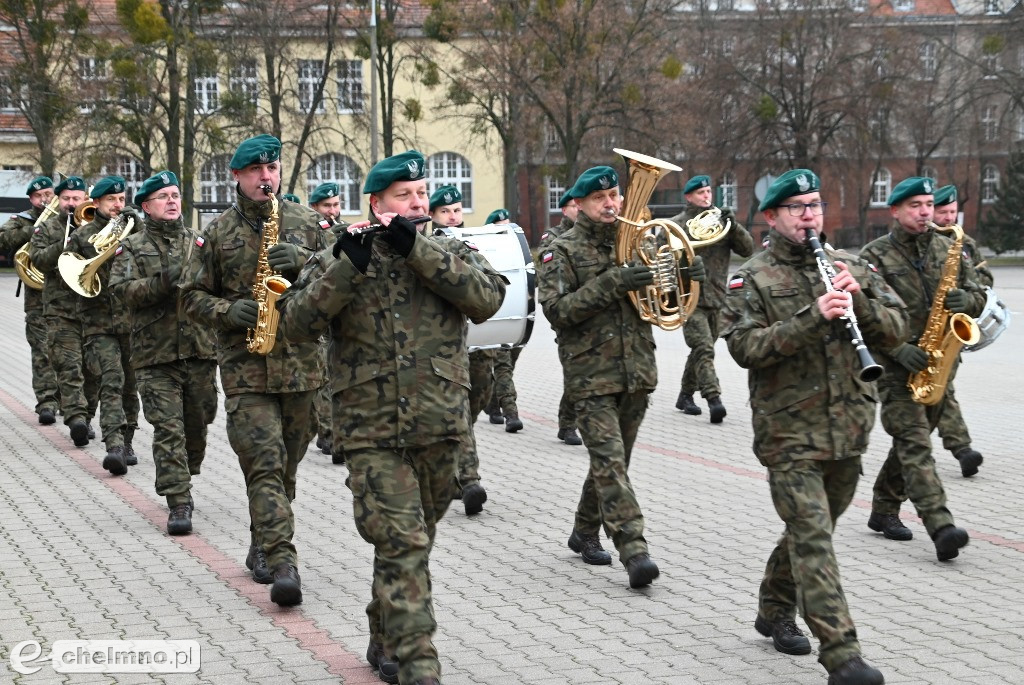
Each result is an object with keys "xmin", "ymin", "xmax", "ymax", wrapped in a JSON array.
[{"xmin": 0, "ymin": 388, "xmax": 379, "ymax": 684}]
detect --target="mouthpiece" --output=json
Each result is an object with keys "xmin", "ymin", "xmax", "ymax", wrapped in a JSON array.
[{"xmin": 259, "ymin": 184, "xmax": 273, "ymax": 196}]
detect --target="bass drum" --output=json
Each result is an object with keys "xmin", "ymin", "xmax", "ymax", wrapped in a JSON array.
[
  {"xmin": 441, "ymin": 223, "xmax": 536, "ymax": 350},
  {"xmin": 965, "ymin": 286, "xmax": 1010, "ymax": 352}
]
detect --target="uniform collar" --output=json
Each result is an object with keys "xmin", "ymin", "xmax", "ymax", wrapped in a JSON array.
[
  {"xmin": 236, "ymin": 186, "xmax": 274, "ymax": 220},
  {"xmin": 574, "ymin": 212, "xmax": 616, "ymax": 246},
  {"xmin": 145, "ymin": 216, "xmax": 184, "ymax": 236},
  {"xmin": 768, "ymin": 229, "xmax": 815, "ymax": 265}
]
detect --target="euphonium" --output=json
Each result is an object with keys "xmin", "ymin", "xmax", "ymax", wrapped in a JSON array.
[
  {"xmin": 14, "ymin": 195, "xmax": 60, "ymax": 290},
  {"xmin": 613, "ymin": 148, "xmax": 731, "ymax": 330},
  {"xmin": 57, "ymin": 211, "xmax": 136, "ymax": 297},
  {"xmin": 907, "ymin": 222, "xmax": 981, "ymax": 405},
  {"xmin": 246, "ymin": 185, "xmax": 290, "ymax": 355}
]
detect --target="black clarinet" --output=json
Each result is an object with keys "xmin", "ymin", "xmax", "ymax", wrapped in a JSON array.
[
  {"xmin": 805, "ymin": 229, "xmax": 884, "ymax": 382},
  {"xmin": 349, "ymin": 215, "xmax": 432, "ymax": 236}
]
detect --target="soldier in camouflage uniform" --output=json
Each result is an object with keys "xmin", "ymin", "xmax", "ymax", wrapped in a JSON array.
[
  {"xmin": 722, "ymin": 169, "xmax": 904, "ymax": 685},
  {"xmin": 669, "ymin": 174, "xmax": 754, "ymax": 423},
  {"xmin": 533, "ymin": 189, "xmax": 582, "ymax": 445},
  {"xmin": 66, "ymin": 177, "xmax": 141, "ymax": 476},
  {"xmin": 109, "ymin": 171, "xmax": 218, "ymax": 536},
  {"xmin": 30, "ymin": 178, "xmax": 100, "ymax": 448},
  {"xmin": 181, "ymin": 135, "xmax": 326, "ymax": 607},
  {"xmin": 538, "ymin": 165, "xmax": 705, "ymax": 588},
  {"xmin": 860, "ymin": 177, "xmax": 983, "ymax": 561},
  {"xmin": 930, "ymin": 185, "xmax": 985, "ymax": 478},
  {"xmin": 279, "ymin": 150, "xmax": 506, "ymax": 685},
  {"xmin": 0, "ymin": 176, "xmax": 60, "ymax": 424}
]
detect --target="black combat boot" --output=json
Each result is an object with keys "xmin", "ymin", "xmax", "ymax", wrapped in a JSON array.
[
  {"xmin": 867, "ymin": 512, "xmax": 913, "ymax": 541},
  {"xmin": 487, "ymin": 406, "xmax": 503, "ymax": 424},
  {"xmin": 954, "ymin": 447, "xmax": 983, "ymax": 478},
  {"xmin": 933, "ymin": 525, "xmax": 969, "ymax": 561},
  {"xmin": 754, "ymin": 615, "xmax": 812, "ymax": 655},
  {"xmin": 557, "ymin": 427, "xmax": 583, "ymax": 445},
  {"xmin": 245, "ymin": 544, "xmax": 274, "ymax": 584},
  {"xmin": 675, "ymin": 392, "xmax": 702, "ymax": 415},
  {"xmin": 827, "ymin": 656, "xmax": 885, "ymax": 685},
  {"xmin": 270, "ymin": 564, "xmax": 302, "ymax": 606},
  {"xmin": 69, "ymin": 417, "xmax": 90, "ymax": 447},
  {"xmin": 625, "ymin": 553, "xmax": 660, "ymax": 588},
  {"xmin": 86, "ymin": 422, "xmax": 96, "ymax": 440},
  {"xmin": 504, "ymin": 412, "xmax": 523, "ymax": 432},
  {"xmin": 38, "ymin": 408, "xmax": 56, "ymax": 425},
  {"xmin": 462, "ymin": 482, "xmax": 487, "ymax": 516},
  {"xmin": 102, "ymin": 446, "xmax": 128, "ymax": 476},
  {"xmin": 366, "ymin": 640, "xmax": 399, "ymax": 684},
  {"xmin": 707, "ymin": 395, "xmax": 727, "ymax": 423},
  {"xmin": 568, "ymin": 530, "xmax": 611, "ymax": 565},
  {"xmin": 332, "ymin": 449, "xmax": 345, "ymax": 465},
  {"xmin": 124, "ymin": 443, "xmax": 138, "ymax": 466},
  {"xmin": 167, "ymin": 501, "xmax": 193, "ymax": 535}
]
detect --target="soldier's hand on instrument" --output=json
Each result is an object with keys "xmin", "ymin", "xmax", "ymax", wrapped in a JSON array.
[
  {"xmin": 817, "ymin": 290, "xmax": 852, "ymax": 321},
  {"xmin": 620, "ymin": 262, "xmax": 655, "ymax": 291},
  {"xmin": 333, "ymin": 230, "xmax": 373, "ymax": 273},
  {"xmin": 380, "ymin": 215, "xmax": 418, "ymax": 258},
  {"xmin": 830, "ymin": 261, "xmax": 861, "ymax": 295},
  {"xmin": 892, "ymin": 343, "xmax": 929, "ymax": 373},
  {"xmin": 267, "ymin": 243, "xmax": 305, "ymax": 273},
  {"xmin": 227, "ymin": 299, "xmax": 260, "ymax": 329},
  {"xmin": 685, "ymin": 255, "xmax": 706, "ymax": 283},
  {"xmin": 944, "ymin": 288, "xmax": 969, "ymax": 313},
  {"xmin": 162, "ymin": 262, "xmax": 182, "ymax": 289},
  {"xmin": 331, "ymin": 220, "xmax": 350, "ymax": 238}
]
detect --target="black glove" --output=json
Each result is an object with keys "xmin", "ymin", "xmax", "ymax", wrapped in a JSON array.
[
  {"xmin": 620, "ymin": 263, "xmax": 654, "ymax": 291},
  {"xmin": 379, "ymin": 216, "xmax": 418, "ymax": 258},
  {"xmin": 892, "ymin": 343, "xmax": 929, "ymax": 373},
  {"xmin": 333, "ymin": 231, "xmax": 372, "ymax": 274},
  {"xmin": 267, "ymin": 242, "xmax": 305, "ymax": 273},
  {"xmin": 162, "ymin": 262, "xmax": 182, "ymax": 290},
  {"xmin": 944, "ymin": 288, "xmax": 969, "ymax": 313},
  {"xmin": 719, "ymin": 207, "xmax": 736, "ymax": 226},
  {"xmin": 685, "ymin": 255, "xmax": 706, "ymax": 283},
  {"xmin": 226, "ymin": 299, "xmax": 259, "ymax": 330}
]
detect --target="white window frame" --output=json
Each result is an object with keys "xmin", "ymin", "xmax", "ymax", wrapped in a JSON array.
[
  {"xmin": 335, "ymin": 60, "xmax": 364, "ymax": 114},
  {"xmin": 229, "ymin": 59, "xmax": 259, "ymax": 108},
  {"xmin": 894, "ymin": 0, "xmax": 914, "ymax": 11},
  {"xmin": 547, "ymin": 176, "xmax": 566, "ymax": 212},
  {"xmin": 981, "ymin": 50, "xmax": 998, "ymax": 79},
  {"xmin": 920, "ymin": 42, "xmax": 937, "ymax": 80},
  {"xmin": 194, "ymin": 69, "xmax": 219, "ymax": 114},
  {"xmin": 200, "ymin": 155, "xmax": 234, "ymax": 204},
  {"xmin": 921, "ymin": 166, "xmax": 939, "ymax": 183},
  {"xmin": 870, "ymin": 168, "xmax": 891, "ymax": 207},
  {"xmin": 981, "ymin": 165, "xmax": 999, "ymax": 204},
  {"xmin": 78, "ymin": 57, "xmax": 107, "ymax": 113},
  {"xmin": 100, "ymin": 156, "xmax": 146, "ymax": 198},
  {"xmin": 982, "ymin": 105, "xmax": 998, "ymax": 142},
  {"xmin": 984, "ymin": 0, "xmax": 1000, "ymax": 14},
  {"xmin": 298, "ymin": 60, "xmax": 325, "ymax": 114},
  {"xmin": 306, "ymin": 153, "xmax": 362, "ymax": 215},
  {"xmin": 719, "ymin": 171, "xmax": 737, "ymax": 210},
  {"xmin": 427, "ymin": 152, "xmax": 473, "ymax": 211}
]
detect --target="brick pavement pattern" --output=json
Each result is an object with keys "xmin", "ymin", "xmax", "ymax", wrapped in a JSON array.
[{"xmin": 0, "ymin": 268, "xmax": 1022, "ymax": 684}]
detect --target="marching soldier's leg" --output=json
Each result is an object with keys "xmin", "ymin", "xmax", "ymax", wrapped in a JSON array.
[
  {"xmin": 280, "ymin": 389, "xmax": 315, "ymax": 503},
  {"xmin": 676, "ymin": 308, "xmax": 705, "ymax": 417},
  {"xmin": 137, "ymin": 363, "xmax": 192, "ymax": 534},
  {"xmin": 936, "ymin": 384, "xmax": 982, "ymax": 478},
  {"xmin": 50, "ymin": 316, "xmax": 90, "ymax": 446},
  {"xmin": 183, "ymin": 359, "xmax": 218, "ymax": 476},
  {"xmin": 86, "ymin": 333, "xmax": 129, "ymax": 475},
  {"xmin": 119, "ymin": 333, "xmax": 140, "ymax": 464},
  {"xmin": 458, "ymin": 351, "xmax": 493, "ymax": 515},
  {"xmin": 494, "ymin": 347, "xmax": 523, "ymax": 429},
  {"xmin": 26, "ymin": 306, "xmax": 59, "ymax": 423}
]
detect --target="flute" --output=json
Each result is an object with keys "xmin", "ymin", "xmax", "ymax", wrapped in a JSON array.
[{"xmin": 349, "ymin": 215, "xmax": 432, "ymax": 236}]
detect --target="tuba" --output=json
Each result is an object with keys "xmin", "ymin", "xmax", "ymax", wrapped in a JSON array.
[
  {"xmin": 14, "ymin": 195, "xmax": 61, "ymax": 290},
  {"xmin": 246, "ymin": 186, "xmax": 290, "ymax": 355},
  {"xmin": 907, "ymin": 222, "xmax": 981, "ymax": 405},
  {"xmin": 613, "ymin": 148, "xmax": 731, "ymax": 330},
  {"xmin": 57, "ymin": 211, "xmax": 136, "ymax": 297}
]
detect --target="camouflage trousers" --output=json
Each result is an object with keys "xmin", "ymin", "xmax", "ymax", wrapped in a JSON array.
[
  {"xmin": 85, "ymin": 333, "xmax": 139, "ymax": 449},
  {"xmin": 935, "ymin": 382, "xmax": 972, "ymax": 455},
  {"xmin": 574, "ymin": 390, "xmax": 650, "ymax": 563},
  {"xmin": 872, "ymin": 383, "xmax": 954, "ymax": 536},
  {"xmin": 312, "ymin": 381, "xmax": 332, "ymax": 444},
  {"xmin": 680, "ymin": 307, "xmax": 721, "ymax": 399},
  {"xmin": 136, "ymin": 359, "xmax": 218, "ymax": 506},
  {"xmin": 460, "ymin": 350, "xmax": 496, "ymax": 486},
  {"xmin": 47, "ymin": 316, "xmax": 94, "ymax": 425},
  {"xmin": 346, "ymin": 441, "xmax": 458, "ymax": 685},
  {"xmin": 25, "ymin": 307, "xmax": 59, "ymax": 415},
  {"xmin": 225, "ymin": 390, "xmax": 315, "ymax": 569},
  {"xmin": 489, "ymin": 347, "xmax": 521, "ymax": 414},
  {"xmin": 759, "ymin": 458, "xmax": 862, "ymax": 672}
]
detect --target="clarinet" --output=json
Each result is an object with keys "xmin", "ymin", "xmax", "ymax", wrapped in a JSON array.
[
  {"xmin": 805, "ymin": 229, "xmax": 884, "ymax": 382},
  {"xmin": 348, "ymin": 215, "xmax": 431, "ymax": 236}
]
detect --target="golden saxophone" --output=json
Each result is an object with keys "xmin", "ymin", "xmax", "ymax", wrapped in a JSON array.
[
  {"xmin": 14, "ymin": 195, "xmax": 61, "ymax": 290},
  {"xmin": 246, "ymin": 185, "xmax": 290, "ymax": 355},
  {"xmin": 907, "ymin": 222, "xmax": 980, "ymax": 405}
]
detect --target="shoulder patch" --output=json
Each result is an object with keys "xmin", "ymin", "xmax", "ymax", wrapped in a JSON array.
[
  {"xmin": 195, "ymin": 236, "xmax": 205, "ymax": 247},
  {"xmin": 728, "ymin": 276, "xmax": 744, "ymax": 289},
  {"xmin": 463, "ymin": 240, "xmax": 479, "ymax": 251},
  {"xmin": 541, "ymin": 232, "xmax": 549, "ymax": 241},
  {"xmin": 318, "ymin": 219, "xmax": 331, "ymax": 230},
  {"xmin": 542, "ymin": 251, "xmax": 554, "ymax": 263},
  {"xmin": 868, "ymin": 262, "xmax": 877, "ymax": 272},
  {"xmin": 34, "ymin": 226, "xmax": 41, "ymax": 234},
  {"xmin": 115, "ymin": 245, "xmax": 123, "ymax": 256}
]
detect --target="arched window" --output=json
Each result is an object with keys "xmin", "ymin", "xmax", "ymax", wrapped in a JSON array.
[
  {"xmin": 100, "ymin": 156, "xmax": 147, "ymax": 199},
  {"xmin": 427, "ymin": 152, "xmax": 472, "ymax": 211},
  {"xmin": 870, "ymin": 168, "xmax": 891, "ymax": 207},
  {"xmin": 981, "ymin": 165, "xmax": 999, "ymax": 204},
  {"xmin": 306, "ymin": 153, "xmax": 362, "ymax": 214},
  {"xmin": 719, "ymin": 171, "xmax": 737, "ymax": 210},
  {"xmin": 200, "ymin": 155, "xmax": 233, "ymax": 204}
]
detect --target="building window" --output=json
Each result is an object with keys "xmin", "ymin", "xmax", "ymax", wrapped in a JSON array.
[
  {"xmin": 869, "ymin": 110, "xmax": 888, "ymax": 142},
  {"xmin": 981, "ymin": 165, "xmax": 999, "ymax": 204},
  {"xmin": 78, "ymin": 57, "xmax": 107, "ymax": 113},
  {"xmin": 547, "ymin": 176, "xmax": 567, "ymax": 212},
  {"xmin": 194, "ymin": 68, "xmax": 219, "ymax": 113},
  {"xmin": 229, "ymin": 59, "xmax": 259, "ymax": 107},
  {"xmin": 298, "ymin": 60, "xmax": 325, "ymax": 114},
  {"xmin": 200, "ymin": 155, "xmax": 233, "ymax": 204},
  {"xmin": 0, "ymin": 78, "xmax": 18, "ymax": 112},
  {"xmin": 981, "ymin": 50, "xmax": 998, "ymax": 79},
  {"xmin": 427, "ymin": 152, "xmax": 473, "ymax": 211},
  {"xmin": 100, "ymin": 156, "xmax": 147, "ymax": 198},
  {"xmin": 920, "ymin": 42, "xmax": 937, "ymax": 80},
  {"xmin": 306, "ymin": 153, "xmax": 362, "ymax": 214},
  {"xmin": 894, "ymin": 0, "xmax": 914, "ymax": 11},
  {"xmin": 335, "ymin": 60, "xmax": 364, "ymax": 114},
  {"xmin": 984, "ymin": 0, "xmax": 1001, "ymax": 13},
  {"xmin": 719, "ymin": 171, "xmax": 737, "ymax": 210},
  {"xmin": 870, "ymin": 168, "xmax": 891, "ymax": 207},
  {"xmin": 921, "ymin": 166, "xmax": 938, "ymax": 183},
  {"xmin": 545, "ymin": 124, "xmax": 560, "ymax": 151},
  {"xmin": 981, "ymin": 105, "xmax": 998, "ymax": 142},
  {"xmin": 1016, "ymin": 108, "xmax": 1024, "ymax": 140}
]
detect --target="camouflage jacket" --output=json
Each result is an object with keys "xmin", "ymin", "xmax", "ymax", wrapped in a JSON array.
[
  {"xmin": 66, "ymin": 211, "xmax": 137, "ymax": 336},
  {"xmin": 29, "ymin": 211, "xmax": 83, "ymax": 321},
  {"xmin": 180, "ymin": 192, "xmax": 326, "ymax": 396},
  {"xmin": 277, "ymin": 222, "xmax": 506, "ymax": 451},
  {"xmin": 537, "ymin": 212, "xmax": 658, "ymax": 401},
  {"xmin": 668, "ymin": 204, "xmax": 755, "ymax": 311},
  {"xmin": 960, "ymin": 233, "xmax": 994, "ymax": 288},
  {"xmin": 722, "ymin": 229, "xmax": 908, "ymax": 466},
  {"xmin": 109, "ymin": 217, "xmax": 217, "ymax": 370},
  {"xmin": 860, "ymin": 224, "xmax": 986, "ymax": 384},
  {"xmin": 538, "ymin": 216, "xmax": 573, "ymax": 250},
  {"xmin": 0, "ymin": 207, "xmax": 44, "ymax": 311}
]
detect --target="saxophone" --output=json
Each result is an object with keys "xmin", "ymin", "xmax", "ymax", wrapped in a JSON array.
[
  {"xmin": 246, "ymin": 186, "xmax": 291, "ymax": 355},
  {"xmin": 907, "ymin": 223, "xmax": 981, "ymax": 405}
]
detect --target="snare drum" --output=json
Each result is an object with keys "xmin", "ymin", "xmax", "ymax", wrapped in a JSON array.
[
  {"xmin": 442, "ymin": 223, "xmax": 535, "ymax": 350},
  {"xmin": 965, "ymin": 286, "xmax": 1011, "ymax": 352}
]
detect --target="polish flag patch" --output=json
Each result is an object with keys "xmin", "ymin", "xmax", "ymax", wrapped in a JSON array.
[
  {"xmin": 541, "ymin": 232, "xmax": 549, "ymax": 241},
  {"xmin": 542, "ymin": 252, "xmax": 554, "ymax": 263},
  {"xmin": 463, "ymin": 240, "xmax": 479, "ymax": 251},
  {"xmin": 868, "ymin": 262, "xmax": 878, "ymax": 272},
  {"xmin": 728, "ymin": 276, "xmax": 744, "ymax": 289},
  {"xmin": 33, "ymin": 226, "xmax": 41, "ymax": 234},
  {"xmin": 318, "ymin": 219, "xmax": 332, "ymax": 230},
  {"xmin": 195, "ymin": 236, "xmax": 205, "ymax": 247},
  {"xmin": 115, "ymin": 245, "xmax": 123, "ymax": 256}
]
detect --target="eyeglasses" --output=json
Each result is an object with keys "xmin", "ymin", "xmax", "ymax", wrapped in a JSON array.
[
  {"xmin": 149, "ymin": 192, "xmax": 181, "ymax": 202},
  {"xmin": 780, "ymin": 201, "xmax": 827, "ymax": 216}
]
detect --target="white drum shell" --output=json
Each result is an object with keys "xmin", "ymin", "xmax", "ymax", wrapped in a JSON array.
[{"xmin": 965, "ymin": 286, "xmax": 1010, "ymax": 352}]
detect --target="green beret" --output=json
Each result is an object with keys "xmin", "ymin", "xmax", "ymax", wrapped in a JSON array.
[
  {"xmin": 281, "ymin": 193, "xmax": 301, "ymax": 204},
  {"xmin": 558, "ymin": 185, "xmax": 578, "ymax": 209},
  {"xmin": 55, "ymin": 176, "xmax": 86, "ymax": 194},
  {"xmin": 229, "ymin": 134, "xmax": 281, "ymax": 170},
  {"xmin": 363, "ymin": 150, "xmax": 427, "ymax": 194},
  {"xmin": 135, "ymin": 170, "xmax": 179, "ymax": 204},
  {"xmin": 683, "ymin": 175, "xmax": 711, "ymax": 194},
  {"xmin": 485, "ymin": 208, "xmax": 510, "ymax": 224},
  {"xmin": 573, "ymin": 166, "xmax": 619, "ymax": 198},
  {"xmin": 429, "ymin": 184, "xmax": 462, "ymax": 210},
  {"xmin": 933, "ymin": 184, "xmax": 957, "ymax": 207},
  {"xmin": 758, "ymin": 169, "xmax": 821, "ymax": 211},
  {"xmin": 26, "ymin": 176, "xmax": 53, "ymax": 195},
  {"xmin": 888, "ymin": 176, "xmax": 934, "ymax": 206},
  {"xmin": 90, "ymin": 175, "xmax": 127, "ymax": 199},
  {"xmin": 309, "ymin": 182, "xmax": 340, "ymax": 204}
]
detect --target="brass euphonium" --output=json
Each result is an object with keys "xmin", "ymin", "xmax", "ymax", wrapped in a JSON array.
[
  {"xmin": 613, "ymin": 148, "xmax": 731, "ymax": 330},
  {"xmin": 57, "ymin": 210, "xmax": 136, "ymax": 297},
  {"xmin": 73, "ymin": 199, "xmax": 96, "ymax": 226},
  {"xmin": 14, "ymin": 195, "xmax": 60, "ymax": 290}
]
